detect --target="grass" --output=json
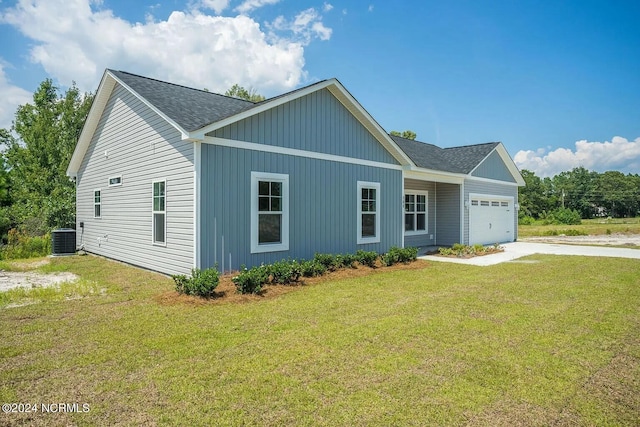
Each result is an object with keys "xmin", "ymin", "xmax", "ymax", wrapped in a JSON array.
[
  {"xmin": 1, "ymin": 254, "xmax": 639, "ymax": 425},
  {"xmin": 519, "ymin": 217, "xmax": 640, "ymax": 237}
]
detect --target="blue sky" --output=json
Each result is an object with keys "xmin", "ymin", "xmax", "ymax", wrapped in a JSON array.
[{"xmin": 1, "ymin": 0, "xmax": 639, "ymax": 177}]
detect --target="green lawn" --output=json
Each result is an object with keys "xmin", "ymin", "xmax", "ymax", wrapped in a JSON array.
[
  {"xmin": 519, "ymin": 217, "xmax": 640, "ymax": 237},
  {"xmin": 1, "ymin": 255, "xmax": 639, "ymax": 426}
]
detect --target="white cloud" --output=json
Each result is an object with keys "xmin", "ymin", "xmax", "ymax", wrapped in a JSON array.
[
  {"xmin": 514, "ymin": 136, "xmax": 640, "ymax": 177},
  {"xmin": 0, "ymin": 62, "xmax": 32, "ymax": 130},
  {"xmin": 0, "ymin": 0, "xmax": 334, "ymax": 97},
  {"xmin": 269, "ymin": 7, "xmax": 332, "ymax": 43},
  {"xmin": 234, "ymin": 0, "xmax": 280, "ymax": 14},
  {"xmin": 198, "ymin": 0, "xmax": 229, "ymax": 14},
  {"xmin": 323, "ymin": 2, "xmax": 333, "ymax": 12}
]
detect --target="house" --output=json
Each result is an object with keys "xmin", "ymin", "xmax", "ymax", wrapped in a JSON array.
[{"xmin": 67, "ymin": 69, "xmax": 525, "ymax": 276}]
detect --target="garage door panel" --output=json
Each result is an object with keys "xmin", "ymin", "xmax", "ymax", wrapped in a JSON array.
[{"xmin": 469, "ymin": 195, "xmax": 514, "ymax": 245}]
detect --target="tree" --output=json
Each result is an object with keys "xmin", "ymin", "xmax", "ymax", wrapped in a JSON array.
[
  {"xmin": 224, "ymin": 84, "xmax": 265, "ymax": 102},
  {"xmin": 2, "ymin": 79, "xmax": 93, "ymax": 233},
  {"xmin": 390, "ymin": 130, "xmax": 417, "ymax": 140},
  {"xmin": 518, "ymin": 169, "xmax": 551, "ymax": 218}
]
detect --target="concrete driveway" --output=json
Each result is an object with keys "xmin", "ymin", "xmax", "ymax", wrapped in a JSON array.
[{"xmin": 420, "ymin": 242, "xmax": 640, "ymax": 266}]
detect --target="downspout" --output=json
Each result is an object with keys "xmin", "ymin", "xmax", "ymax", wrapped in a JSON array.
[
  {"xmin": 460, "ymin": 181, "xmax": 465, "ymax": 245},
  {"xmin": 193, "ymin": 141, "xmax": 202, "ymax": 269}
]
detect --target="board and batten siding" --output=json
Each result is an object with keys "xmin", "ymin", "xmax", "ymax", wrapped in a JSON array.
[
  {"xmin": 75, "ymin": 83, "xmax": 194, "ymax": 275},
  {"xmin": 199, "ymin": 144, "xmax": 402, "ymax": 271},
  {"xmin": 209, "ymin": 88, "xmax": 399, "ymax": 165},
  {"xmin": 403, "ymin": 179, "xmax": 436, "ymax": 248},
  {"xmin": 471, "ymin": 151, "xmax": 516, "ymax": 183},
  {"xmin": 463, "ymin": 179, "xmax": 518, "ymax": 245},
  {"xmin": 435, "ymin": 182, "xmax": 461, "ymax": 246}
]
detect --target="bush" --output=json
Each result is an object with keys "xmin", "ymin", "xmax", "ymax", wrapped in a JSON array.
[
  {"xmin": 336, "ymin": 253, "xmax": 358, "ymax": 269},
  {"xmin": 300, "ymin": 260, "xmax": 327, "ymax": 277},
  {"xmin": 356, "ymin": 250, "xmax": 378, "ymax": 268},
  {"xmin": 544, "ymin": 208, "xmax": 582, "ymax": 225},
  {"xmin": 382, "ymin": 246, "xmax": 418, "ymax": 266},
  {"xmin": 267, "ymin": 259, "xmax": 302, "ymax": 285},
  {"xmin": 232, "ymin": 265, "xmax": 269, "ymax": 294},
  {"xmin": 313, "ymin": 253, "xmax": 339, "ymax": 271},
  {"xmin": 173, "ymin": 267, "xmax": 220, "ymax": 298},
  {"xmin": 519, "ymin": 215, "xmax": 535, "ymax": 225},
  {"xmin": 0, "ymin": 229, "xmax": 51, "ymax": 260}
]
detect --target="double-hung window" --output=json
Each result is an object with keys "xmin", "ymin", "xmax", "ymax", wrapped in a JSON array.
[
  {"xmin": 404, "ymin": 192, "xmax": 427, "ymax": 234},
  {"xmin": 94, "ymin": 190, "xmax": 101, "ymax": 218},
  {"xmin": 152, "ymin": 180, "xmax": 166, "ymax": 245},
  {"xmin": 357, "ymin": 181, "xmax": 380, "ymax": 244},
  {"xmin": 251, "ymin": 172, "xmax": 289, "ymax": 253}
]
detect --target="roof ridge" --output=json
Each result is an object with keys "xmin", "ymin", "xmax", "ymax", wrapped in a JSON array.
[
  {"xmin": 109, "ymin": 69, "xmax": 257, "ymax": 105},
  {"xmin": 443, "ymin": 141, "xmax": 500, "ymax": 150}
]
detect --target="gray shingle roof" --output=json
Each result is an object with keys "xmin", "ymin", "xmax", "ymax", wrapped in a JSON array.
[
  {"xmin": 109, "ymin": 70, "xmax": 256, "ymax": 132},
  {"xmin": 390, "ymin": 135, "xmax": 499, "ymax": 174}
]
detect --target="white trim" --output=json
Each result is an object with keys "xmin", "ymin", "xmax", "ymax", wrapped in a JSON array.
[
  {"xmin": 152, "ymin": 179, "xmax": 167, "ymax": 247},
  {"xmin": 464, "ymin": 174, "xmax": 521, "ymax": 187},
  {"xmin": 205, "ymin": 136, "xmax": 402, "ymax": 171},
  {"xmin": 403, "ymin": 190, "xmax": 429, "ymax": 236},
  {"xmin": 108, "ymin": 175, "xmax": 122, "ymax": 187},
  {"xmin": 250, "ymin": 171, "xmax": 289, "ymax": 254},
  {"xmin": 357, "ymin": 181, "xmax": 381, "ymax": 244},
  {"xmin": 403, "ymin": 168, "xmax": 465, "ymax": 184},
  {"xmin": 93, "ymin": 189, "xmax": 102, "ymax": 219},
  {"xmin": 400, "ymin": 175, "xmax": 405, "ymax": 248},
  {"xmin": 460, "ymin": 181, "xmax": 465, "ymax": 245},
  {"xmin": 193, "ymin": 142, "xmax": 201, "ymax": 269}
]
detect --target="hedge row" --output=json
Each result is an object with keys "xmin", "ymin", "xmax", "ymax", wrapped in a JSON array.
[{"xmin": 232, "ymin": 247, "xmax": 418, "ymax": 295}]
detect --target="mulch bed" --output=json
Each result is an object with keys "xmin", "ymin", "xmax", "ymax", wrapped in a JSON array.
[{"xmin": 154, "ymin": 259, "xmax": 430, "ymax": 306}]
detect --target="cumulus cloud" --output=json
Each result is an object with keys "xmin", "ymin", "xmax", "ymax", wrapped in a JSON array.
[
  {"xmin": 0, "ymin": 0, "xmax": 332, "ymax": 96},
  {"xmin": 514, "ymin": 137, "xmax": 640, "ymax": 177},
  {"xmin": 0, "ymin": 62, "xmax": 32, "ymax": 130}
]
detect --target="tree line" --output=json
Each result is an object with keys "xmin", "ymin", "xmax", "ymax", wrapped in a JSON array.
[{"xmin": 519, "ymin": 167, "xmax": 640, "ymax": 220}]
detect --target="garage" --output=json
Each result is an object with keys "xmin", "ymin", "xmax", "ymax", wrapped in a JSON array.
[{"xmin": 469, "ymin": 194, "xmax": 514, "ymax": 245}]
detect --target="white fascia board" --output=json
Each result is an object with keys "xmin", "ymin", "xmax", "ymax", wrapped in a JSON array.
[
  {"xmin": 66, "ymin": 72, "xmax": 116, "ymax": 177},
  {"xmin": 189, "ymin": 79, "xmax": 414, "ymax": 168},
  {"xmin": 468, "ymin": 143, "xmax": 526, "ymax": 186},
  {"xmin": 108, "ymin": 70, "xmax": 190, "ymax": 140},
  {"xmin": 403, "ymin": 167, "xmax": 465, "ymax": 184},
  {"xmin": 66, "ymin": 69, "xmax": 191, "ymax": 177},
  {"xmin": 204, "ymin": 136, "xmax": 403, "ymax": 171},
  {"xmin": 464, "ymin": 175, "xmax": 521, "ymax": 187}
]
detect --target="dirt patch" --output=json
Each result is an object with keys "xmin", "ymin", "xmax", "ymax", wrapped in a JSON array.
[
  {"xmin": 521, "ymin": 233, "xmax": 640, "ymax": 246},
  {"xmin": 154, "ymin": 259, "xmax": 431, "ymax": 306},
  {"xmin": 0, "ymin": 271, "xmax": 79, "ymax": 292}
]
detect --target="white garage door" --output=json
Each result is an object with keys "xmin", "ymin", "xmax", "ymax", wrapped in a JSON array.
[{"xmin": 469, "ymin": 195, "xmax": 514, "ymax": 245}]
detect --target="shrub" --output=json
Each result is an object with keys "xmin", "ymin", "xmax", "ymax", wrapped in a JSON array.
[
  {"xmin": 0, "ymin": 229, "xmax": 51, "ymax": 260},
  {"xmin": 382, "ymin": 246, "xmax": 417, "ymax": 266},
  {"xmin": 173, "ymin": 267, "xmax": 220, "ymax": 298},
  {"xmin": 544, "ymin": 208, "xmax": 582, "ymax": 225},
  {"xmin": 232, "ymin": 265, "xmax": 269, "ymax": 294},
  {"xmin": 518, "ymin": 215, "xmax": 535, "ymax": 225},
  {"xmin": 313, "ymin": 253, "xmax": 339, "ymax": 271},
  {"xmin": 356, "ymin": 250, "xmax": 378, "ymax": 268},
  {"xmin": 336, "ymin": 253, "xmax": 358, "ymax": 269},
  {"xmin": 300, "ymin": 260, "xmax": 327, "ymax": 277},
  {"xmin": 268, "ymin": 259, "xmax": 302, "ymax": 285}
]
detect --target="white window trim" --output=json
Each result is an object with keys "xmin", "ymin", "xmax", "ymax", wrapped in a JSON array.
[
  {"xmin": 152, "ymin": 179, "xmax": 166, "ymax": 247},
  {"xmin": 251, "ymin": 171, "xmax": 289, "ymax": 254},
  {"xmin": 93, "ymin": 189, "xmax": 101, "ymax": 219},
  {"xmin": 357, "ymin": 181, "xmax": 381, "ymax": 244},
  {"xmin": 108, "ymin": 175, "xmax": 122, "ymax": 187},
  {"xmin": 404, "ymin": 190, "xmax": 428, "ymax": 236}
]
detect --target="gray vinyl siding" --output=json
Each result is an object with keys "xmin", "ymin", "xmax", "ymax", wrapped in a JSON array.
[
  {"xmin": 471, "ymin": 151, "xmax": 516, "ymax": 183},
  {"xmin": 463, "ymin": 179, "xmax": 518, "ymax": 245},
  {"xmin": 75, "ymin": 83, "xmax": 194, "ymax": 276},
  {"xmin": 199, "ymin": 144, "xmax": 402, "ymax": 271},
  {"xmin": 209, "ymin": 89, "xmax": 400, "ymax": 165},
  {"xmin": 435, "ymin": 183, "xmax": 461, "ymax": 246},
  {"xmin": 403, "ymin": 179, "xmax": 436, "ymax": 248}
]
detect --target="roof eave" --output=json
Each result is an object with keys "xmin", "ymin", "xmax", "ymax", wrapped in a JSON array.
[{"xmin": 467, "ymin": 142, "xmax": 525, "ymax": 186}]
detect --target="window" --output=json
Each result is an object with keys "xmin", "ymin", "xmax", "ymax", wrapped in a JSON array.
[
  {"xmin": 251, "ymin": 172, "xmax": 289, "ymax": 253},
  {"xmin": 152, "ymin": 180, "xmax": 166, "ymax": 245},
  {"xmin": 357, "ymin": 181, "xmax": 380, "ymax": 244},
  {"xmin": 94, "ymin": 190, "xmax": 101, "ymax": 218},
  {"xmin": 108, "ymin": 176, "xmax": 122, "ymax": 186},
  {"xmin": 404, "ymin": 192, "xmax": 427, "ymax": 234}
]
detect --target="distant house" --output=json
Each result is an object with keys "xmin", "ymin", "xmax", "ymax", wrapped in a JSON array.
[{"xmin": 67, "ymin": 70, "xmax": 525, "ymax": 276}]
